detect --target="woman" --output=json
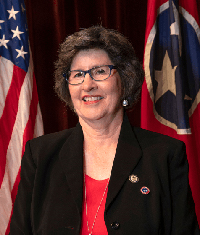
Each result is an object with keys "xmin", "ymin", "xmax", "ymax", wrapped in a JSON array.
[{"xmin": 10, "ymin": 26, "xmax": 199, "ymax": 234}]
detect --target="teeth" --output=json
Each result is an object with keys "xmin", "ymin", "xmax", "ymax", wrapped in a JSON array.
[{"xmin": 83, "ymin": 96, "xmax": 103, "ymax": 102}]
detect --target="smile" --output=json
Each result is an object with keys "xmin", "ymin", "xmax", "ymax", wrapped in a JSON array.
[{"xmin": 83, "ymin": 96, "xmax": 103, "ymax": 102}]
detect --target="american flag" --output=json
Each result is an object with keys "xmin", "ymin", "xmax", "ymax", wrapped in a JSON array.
[
  {"xmin": 141, "ymin": 0, "xmax": 200, "ymax": 224},
  {"xmin": 0, "ymin": 0, "xmax": 44, "ymax": 234}
]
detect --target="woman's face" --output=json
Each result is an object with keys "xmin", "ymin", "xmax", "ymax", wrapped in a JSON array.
[{"xmin": 68, "ymin": 49, "xmax": 123, "ymax": 123}]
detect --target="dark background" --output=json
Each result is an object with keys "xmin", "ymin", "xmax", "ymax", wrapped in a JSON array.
[{"xmin": 24, "ymin": 0, "xmax": 200, "ymax": 134}]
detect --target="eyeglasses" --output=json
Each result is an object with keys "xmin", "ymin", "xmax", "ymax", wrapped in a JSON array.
[{"xmin": 63, "ymin": 65, "xmax": 117, "ymax": 85}]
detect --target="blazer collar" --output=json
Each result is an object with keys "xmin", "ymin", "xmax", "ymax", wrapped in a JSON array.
[
  {"xmin": 105, "ymin": 114, "xmax": 142, "ymax": 211},
  {"xmin": 59, "ymin": 123, "xmax": 84, "ymax": 215},
  {"xmin": 59, "ymin": 114, "xmax": 142, "ymax": 214}
]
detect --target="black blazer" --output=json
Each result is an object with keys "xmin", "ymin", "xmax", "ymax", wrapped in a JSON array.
[{"xmin": 10, "ymin": 115, "xmax": 200, "ymax": 234}]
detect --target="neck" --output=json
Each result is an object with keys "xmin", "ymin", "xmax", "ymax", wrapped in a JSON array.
[
  {"xmin": 79, "ymin": 109, "xmax": 124, "ymax": 143},
  {"xmin": 80, "ymin": 110, "xmax": 124, "ymax": 180}
]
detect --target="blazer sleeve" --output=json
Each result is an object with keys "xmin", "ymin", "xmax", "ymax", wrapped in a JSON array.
[
  {"xmin": 169, "ymin": 141, "xmax": 200, "ymax": 234},
  {"xmin": 10, "ymin": 141, "xmax": 36, "ymax": 235}
]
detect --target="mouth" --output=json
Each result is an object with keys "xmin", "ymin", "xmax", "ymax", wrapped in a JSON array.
[{"xmin": 82, "ymin": 96, "xmax": 104, "ymax": 102}]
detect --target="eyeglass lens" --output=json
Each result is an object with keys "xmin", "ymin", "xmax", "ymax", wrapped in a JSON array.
[{"xmin": 68, "ymin": 65, "xmax": 112, "ymax": 84}]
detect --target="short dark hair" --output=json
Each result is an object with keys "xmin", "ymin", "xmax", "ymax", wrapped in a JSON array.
[{"xmin": 54, "ymin": 26, "xmax": 144, "ymax": 109}]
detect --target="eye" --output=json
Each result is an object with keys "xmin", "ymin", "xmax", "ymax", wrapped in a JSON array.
[
  {"xmin": 72, "ymin": 71, "xmax": 84, "ymax": 78},
  {"xmin": 95, "ymin": 68, "xmax": 106, "ymax": 75},
  {"xmin": 92, "ymin": 66, "xmax": 109, "ymax": 77}
]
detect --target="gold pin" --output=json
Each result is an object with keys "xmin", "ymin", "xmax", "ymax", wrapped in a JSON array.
[{"xmin": 129, "ymin": 174, "xmax": 139, "ymax": 183}]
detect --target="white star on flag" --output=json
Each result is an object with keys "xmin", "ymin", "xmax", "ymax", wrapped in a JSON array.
[
  {"xmin": 0, "ymin": 34, "xmax": 9, "ymax": 49},
  {"xmin": 170, "ymin": 1, "xmax": 182, "ymax": 56},
  {"xmin": 0, "ymin": 20, "xmax": 5, "ymax": 29},
  {"xmin": 11, "ymin": 26, "xmax": 24, "ymax": 40},
  {"xmin": 170, "ymin": 22, "xmax": 179, "ymax": 35},
  {"xmin": 16, "ymin": 46, "xmax": 28, "ymax": 59},
  {"xmin": 7, "ymin": 6, "xmax": 19, "ymax": 20},
  {"xmin": 154, "ymin": 51, "xmax": 177, "ymax": 102}
]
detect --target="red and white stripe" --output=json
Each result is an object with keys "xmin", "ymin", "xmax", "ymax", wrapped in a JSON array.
[{"xmin": 0, "ymin": 50, "xmax": 43, "ymax": 235}]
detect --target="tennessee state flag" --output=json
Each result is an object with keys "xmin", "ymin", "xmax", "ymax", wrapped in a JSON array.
[{"xmin": 141, "ymin": 0, "xmax": 200, "ymax": 224}]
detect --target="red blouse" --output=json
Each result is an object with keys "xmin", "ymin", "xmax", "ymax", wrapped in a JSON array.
[{"xmin": 80, "ymin": 175, "xmax": 109, "ymax": 235}]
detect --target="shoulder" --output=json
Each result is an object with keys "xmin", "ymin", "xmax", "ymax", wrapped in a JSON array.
[
  {"xmin": 122, "ymin": 115, "xmax": 185, "ymax": 156},
  {"xmin": 24, "ymin": 126, "xmax": 78, "ymax": 165},
  {"xmin": 133, "ymin": 126, "xmax": 183, "ymax": 145},
  {"xmin": 30, "ymin": 127, "xmax": 76, "ymax": 149},
  {"xmin": 130, "ymin": 127, "xmax": 188, "ymax": 179},
  {"xmin": 132, "ymin": 126, "xmax": 186, "ymax": 156}
]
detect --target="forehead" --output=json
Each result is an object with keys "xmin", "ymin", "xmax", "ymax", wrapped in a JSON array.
[{"xmin": 70, "ymin": 49, "xmax": 112, "ymax": 70}]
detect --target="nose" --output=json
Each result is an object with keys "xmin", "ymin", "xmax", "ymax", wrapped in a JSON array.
[{"xmin": 82, "ymin": 73, "xmax": 97, "ymax": 91}]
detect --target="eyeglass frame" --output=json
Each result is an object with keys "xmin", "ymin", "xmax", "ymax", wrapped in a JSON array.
[{"xmin": 63, "ymin": 65, "xmax": 117, "ymax": 85}]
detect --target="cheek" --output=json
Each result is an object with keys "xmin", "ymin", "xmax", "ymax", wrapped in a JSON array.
[
  {"xmin": 69, "ymin": 85, "xmax": 77, "ymax": 97},
  {"xmin": 112, "ymin": 78, "xmax": 122, "ymax": 100},
  {"xmin": 104, "ymin": 85, "xmax": 122, "ymax": 108},
  {"xmin": 68, "ymin": 87, "xmax": 79, "ymax": 105}
]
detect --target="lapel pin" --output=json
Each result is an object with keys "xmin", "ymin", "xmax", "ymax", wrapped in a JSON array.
[
  {"xmin": 140, "ymin": 186, "xmax": 150, "ymax": 194},
  {"xmin": 129, "ymin": 174, "xmax": 139, "ymax": 183}
]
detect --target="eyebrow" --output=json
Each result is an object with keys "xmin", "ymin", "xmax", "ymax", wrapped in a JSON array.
[{"xmin": 70, "ymin": 64, "xmax": 109, "ymax": 71}]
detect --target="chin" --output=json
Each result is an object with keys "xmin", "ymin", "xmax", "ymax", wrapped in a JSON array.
[
  {"xmin": 86, "ymin": 114, "xmax": 105, "ymax": 121},
  {"xmin": 78, "ymin": 110, "xmax": 107, "ymax": 121}
]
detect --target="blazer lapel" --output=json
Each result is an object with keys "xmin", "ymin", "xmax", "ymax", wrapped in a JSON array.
[
  {"xmin": 58, "ymin": 115, "xmax": 142, "ymax": 215},
  {"xmin": 59, "ymin": 123, "xmax": 84, "ymax": 215},
  {"xmin": 105, "ymin": 115, "xmax": 142, "ymax": 211}
]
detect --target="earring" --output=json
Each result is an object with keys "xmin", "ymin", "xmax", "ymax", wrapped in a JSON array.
[{"xmin": 122, "ymin": 99, "xmax": 128, "ymax": 107}]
